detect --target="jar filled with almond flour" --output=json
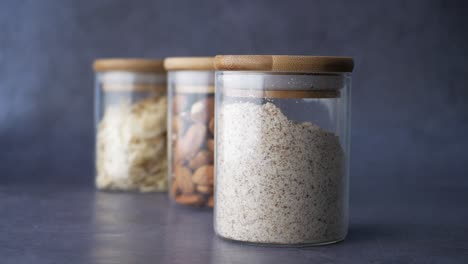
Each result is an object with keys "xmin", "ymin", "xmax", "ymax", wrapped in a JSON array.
[
  {"xmin": 164, "ymin": 57, "xmax": 215, "ymax": 207},
  {"xmin": 214, "ymin": 55, "xmax": 354, "ymax": 245},
  {"xmin": 93, "ymin": 59, "xmax": 168, "ymax": 192}
]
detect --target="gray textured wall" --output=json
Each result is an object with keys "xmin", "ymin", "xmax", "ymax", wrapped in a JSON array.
[{"xmin": 1, "ymin": 0, "xmax": 467, "ymax": 200}]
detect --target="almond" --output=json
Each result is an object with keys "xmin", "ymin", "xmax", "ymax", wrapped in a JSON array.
[
  {"xmin": 172, "ymin": 112, "xmax": 189, "ymax": 136},
  {"xmin": 175, "ymin": 123, "xmax": 207, "ymax": 162},
  {"xmin": 174, "ymin": 165, "xmax": 194, "ymax": 194},
  {"xmin": 175, "ymin": 194, "xmax": 203, "ymax": 206},
  {"xmin": 207, "ymin": 139, "xmax": 215, "ymax": 153},
  {"xmin": 190, "ymin": 97, "xmax": 214, "ymax": 124},
  {"xmin": 208, "ymin": 197, "xmax": 214, "ymax": 208},
  {"xmin": 209, "ymin": 117, "xmax": 215, "ymax": 134},
  {"xmin": 189, "ymin": 150, "xmax": 213, "ymax": 170},
  {"xmin": 192, "ymin": 165, "xmax": 214, "ymax": 185},
  {"xmin": 196, "ymin": 184, "xmax": 213, "ymax": 194}
]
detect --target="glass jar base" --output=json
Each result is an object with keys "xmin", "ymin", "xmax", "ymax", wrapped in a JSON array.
[
  {"xmin": 215, "ymin": 233, "xmax": 346, "ymax": 248},
  {"xmin": 95, "ymin": 186, "xmax": 167, "ymax": 193}
]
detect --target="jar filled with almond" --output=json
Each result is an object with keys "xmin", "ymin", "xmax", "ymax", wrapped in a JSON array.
[{"xmin": 164, "ymin": 57, "xmax": 215, "ymax": 207}]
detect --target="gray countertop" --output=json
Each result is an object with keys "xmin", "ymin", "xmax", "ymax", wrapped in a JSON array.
[{"xmin": 0, "ymin": 184, "xmax": 467, "ymax": 264}]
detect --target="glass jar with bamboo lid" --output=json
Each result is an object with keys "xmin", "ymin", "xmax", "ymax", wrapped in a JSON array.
[
  {"xmin": 164, "ymin": 57, "xmax": 215, "ymax": 207},
  {"xmin": 214, "ymin": 55, "xmax": 354, "ymax": 245},
  {"xmin": 93, "ymin": 58, "xmax": 168, "ymax": 192}
]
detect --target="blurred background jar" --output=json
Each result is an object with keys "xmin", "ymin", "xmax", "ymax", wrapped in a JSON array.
[
  {"xmin": 214, "ymin": 55, "xmax": 353, "ymax": 245},
  {"xmin": 93, "ymin": 59, "xmax": 168, "ymax": 192},
  {"xmin": 164, "ymin": 57, "xmax": 215, "ymax": 207}
]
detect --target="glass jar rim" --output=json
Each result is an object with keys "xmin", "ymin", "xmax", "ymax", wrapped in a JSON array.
[{"xmin": 217, "ymin": 72, "xmax": 347, "ymax": 98}]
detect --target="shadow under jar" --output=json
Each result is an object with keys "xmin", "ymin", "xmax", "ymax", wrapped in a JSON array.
[
  {"xmin": 93, "ymin": 59, "xmax": 168, "ymax": 192},
  {"xmin": 214, "ymin": 55, "xmax": 354, "ymax": 246},
  {"xmin": 164, "ymin": 57, "xmax": 215, "ymax": 207}
]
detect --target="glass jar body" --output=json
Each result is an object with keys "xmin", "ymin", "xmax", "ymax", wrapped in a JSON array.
[
  {"xmin": 168, "ymin": 71, "xmax": 215, "ymax": 207},
  {"xmin": 95, "ymin": 71, "xmax": 168, "ymax": 192},
  {"xmin": 214, "ymin": 72, "xmax": 351, "ymax": 245}
]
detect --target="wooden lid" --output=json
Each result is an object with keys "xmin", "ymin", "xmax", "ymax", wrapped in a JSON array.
[
  {"xmin": 164, "ymin": 57, "xmax": 214, "ymax": 71},
  {"xmin": 214, "ymin": 55, "xmax": 354, "ymax": 73},
  {"xmin": 93, "ymin": 58, "xmax": 165, "ymax": 73}
]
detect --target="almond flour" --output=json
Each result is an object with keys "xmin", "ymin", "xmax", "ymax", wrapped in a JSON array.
[
  {"xmin": 215, "ymin": 102, "xmax": 346, "ymax": 244},
  {"xmin": 96, "ymin": 96, "xmax": 168, "ymax": 192}
]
